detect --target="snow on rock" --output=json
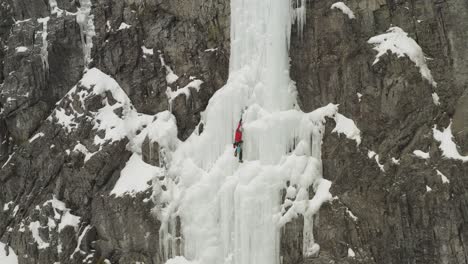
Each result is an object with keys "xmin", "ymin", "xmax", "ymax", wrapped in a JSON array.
[
  {"xmin": 142, "ymin": 46, "xmax": 154, "ymax": 57},
  {"xmin": 368, "ymin": 150, "xmax": 385, "ymax": 171},
  {"xmin": 357, "ymin": 92, "xmax": 363, "ymax": 102},
  {"xmin": 0, "ymin": 242, "xmax": 18, "ymax": 264},
  {"xmin": 71, "ymin": 225, "xmax": 92, "ymax": 258},
  {"xmin": 391, "ymin": 157, "xmax": 400, "ymax": 165},
  {"xmin": 110, "ymin": 153, "xmax": 163, "ymax": 197},
  {"xmin": 43, "ymin": 196, "xmax": 81, "ymax": 232},
  {"xmin": 3, "ymin": 201, "xmax": 13, "ymax": 211},
  {"xmin": 436, "ymin": 169, "xmax": 450, "ymax": 184},
  {"xmin": 117, "ymin": 22, "xmax": 131, "ymax": 30},
  {"xmin": 331, "ymin": 2, "xmax": 356, "ymax": 19},
  {"xmin": 159, "ymin": 54, "xmax": 179, "ymax": 84},
  {"xmin": 166, "ymin": 80, "xmax": 204, "ymax": 103},
  {"xmin": 413, "ymin": 150, "xmax": 430, "ymax": 159},
  {"xmin": 166, "ymin": 256, "xmax": 198, "ymax": 264},
  {"xmin": 346, "ymin": 208, "xmax": 358, "ymax": 221},
  {"xmin": 29, "ymin": 221, "xmax": 50, "ymax": 249},
  {"xmin": 49, "ymin": 68, "xmax": 156, "ymax": 149},
  {"xmin": 73, "ymin": 143, "xmax": 96, "ymax": 162},
  {"xmin": 1, "ymin": 153, "xmax": 15, "ymax": 169},
  {"xmin": 29, "ymin": 132, "xmax": 44, "ymax": 143},
  {"xmin": 368, "ymin": 27, "xmax": 436, "ymax": 87},
  {"xmin": 143, "ymin": 111, "xmax": 179, "ymax": 151},
  {"xmin": 432, "ymin": 92, "xmax": 440, "ymax": 106},
  {"xmin": 433, "ymin": 123, "xmax": 468, "ymax": 162},
  {"xmin": 332, "ymin": 113, "xmax": 361, "ymax": 145},
  {"xmin": 15, "ymin": 46, "xmax": 28, "ymax": 53}
]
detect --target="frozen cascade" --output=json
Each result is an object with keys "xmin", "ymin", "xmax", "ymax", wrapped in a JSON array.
[
  {"xmin": 37, "ymin": 17, "xmax": 50, "ymax": 71},
  {"xmin": 157, "ymin": 1, "xmax": 341, "ymax": 264},
  {"xmin": 76, "ymin": 0, "xmax": 95, "ymax": 66}
]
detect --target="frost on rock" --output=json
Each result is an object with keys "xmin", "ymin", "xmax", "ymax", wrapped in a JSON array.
[
  {"xmin": 368, "ymin": 27, "xmax": 437, "ymax": 87},
  {"xmin": 331, "ymin": 2, "xmax": 356, "ymax": 19},
  {"xmin": 0, "ymin": 242, "xmax": 18, "ymax": 264},
  {"xmin": 433, "ymin": 123, "xmax": 468, "ymax": 162}
]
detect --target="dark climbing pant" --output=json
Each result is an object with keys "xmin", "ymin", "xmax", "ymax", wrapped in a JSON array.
[{"xmin": 235, "ymin": 142, "xmax": 243, "ymax": 162}]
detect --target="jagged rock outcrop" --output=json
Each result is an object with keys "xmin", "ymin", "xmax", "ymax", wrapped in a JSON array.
[
  {"xmin": 286, "ymin": 0, "xmax": 468, "ymax": 263},
  {"xmin": 1, "ymin": 0, "xmax": 467, "ymax": 264}
]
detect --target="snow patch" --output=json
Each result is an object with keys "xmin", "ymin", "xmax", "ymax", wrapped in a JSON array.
[
  {"xmin": 356, "ymin": 92, "xmax": 362, "ymax": 102},
  {"xmin": 346, "ymin": 208, "xmax": 358, "ymax": 221},
  {"xmin": 436, "ymin": 169, "xmax": 450, "ymax": 184},
  {"xmin": 29, "ymin": 221, "xmax": 50, "ymax": 249},
  {"xmin": 433, "ymin": 123, "xmax": 468, "ymax": 162},
  {"xmin": 413, "ymin": 150, "xmax": 430, "ymax": 159},
  {"xmin": 432, "ymin": 93, "xmax": 440, "ymax": 106},
  {"xmin": 142, "ymin": 46, "xmax": 154, "ymax": 56},
  {"xmin": 29, "ymin": 132, "xmax": 44, "ymax": 143},
  {"xmin": 331, "ymin": 2, "xmax": 356, "ymax": 19},
  {"xmin": 3, "ymin": 201, "xmax": 13, "ymax": 211},
  {"xmin": 73, "ymin": 143, "xmax": 96, "ymax": 162},
  {"xmin": 426, "ymin": 185, "xmax": 432, "ymax": 192},
  {"xmin": 15, "ymin": 46, "xmax": 28, "ymax": 53},
  {"xmin": 332, "ymin": 113, "xmax": 361, "ymax": 145},
  {"xmin": 0, "ymin": 242, "xmax": 18, "ymax": 264},
  {"xmin": 43, "ymin": 196, "xmax": 81, "ymax": 232},
  {"xmin": 166, "ymin": 80, "xmax": 204, "ymax": 103},
  {"xmin": 159, "ymin": 54, "xmax": 179, "ymax": 84},
  {"xmin": 348, "ymin": 248, "xmax": 356, "ymax": 258},
  {"xmin": 368, "ymin": 27, "xmax": 436, "ymax": 87},
  {"xmin": 111, "ymin": 153, "xmax": 163, "ymax": 197},
  {"xmin": 118, "ymin": 22, "xmax": 131, "ymax": 30}
]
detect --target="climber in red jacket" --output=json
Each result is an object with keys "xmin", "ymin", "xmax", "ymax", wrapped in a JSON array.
[{"xmin": 233, "ymin": 119, "xmax": 243, "ymax": 163}]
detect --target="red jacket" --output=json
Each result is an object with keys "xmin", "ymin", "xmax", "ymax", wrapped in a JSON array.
[{"xmin": 234, "ymin": 121, "xmax": 242, "ymax": 143}]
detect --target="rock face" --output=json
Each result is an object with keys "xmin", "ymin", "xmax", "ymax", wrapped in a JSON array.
[
  {"xmin": 0, "ymin": 0, "xmax": 467, "ymax": 264},
  {"xmin": 287, "ymin": 0, "xmax": 468, "ymax": 263}
]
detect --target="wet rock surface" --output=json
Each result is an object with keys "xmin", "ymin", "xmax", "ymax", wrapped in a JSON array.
[{"xmin": 0, "ymin": 0, "xmax": 467, "ymax": 263}]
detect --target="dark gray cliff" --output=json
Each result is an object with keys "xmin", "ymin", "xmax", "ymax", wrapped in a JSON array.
[
  {"xmin": 0, "ymin": 0, "xmax": 467, "ymax": 263},
  {"xmin": 287, "ymin": 0, "xmax": 468, "ymax": 263}
]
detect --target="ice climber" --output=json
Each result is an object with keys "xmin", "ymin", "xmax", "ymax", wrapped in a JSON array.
[{"xmin": 234, "ymin": 118, "xmax": 243, "ymax": 163}]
